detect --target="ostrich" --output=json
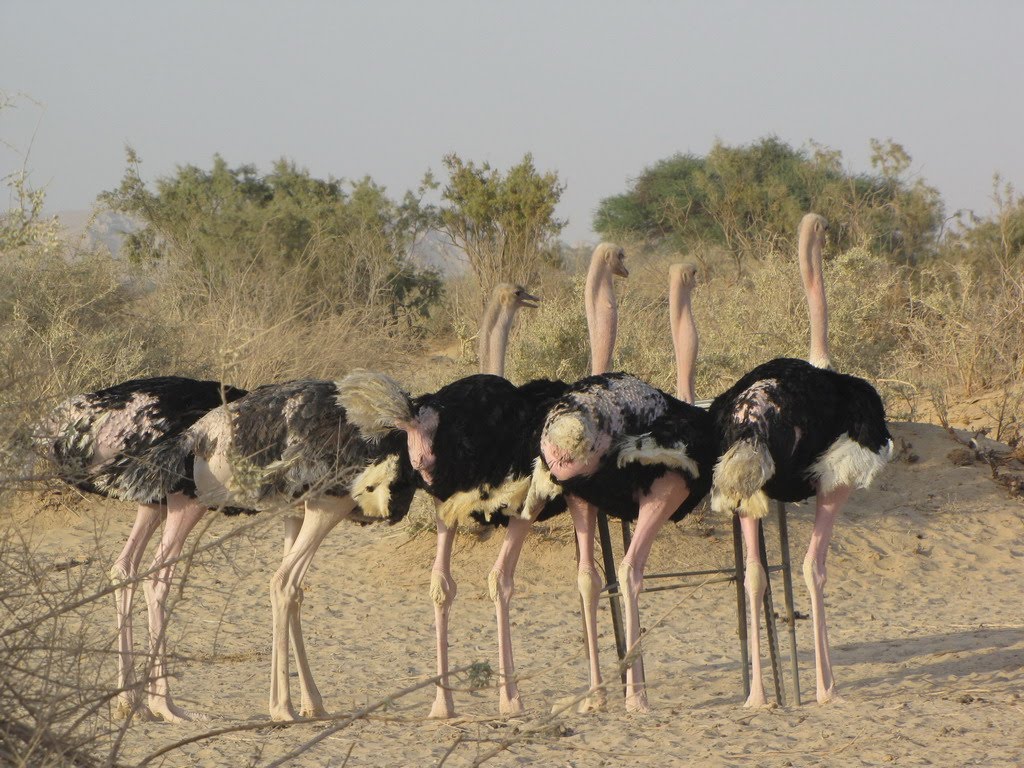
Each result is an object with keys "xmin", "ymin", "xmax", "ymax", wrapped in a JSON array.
[
  {"xmin": 531, "ymin": 262, "xmax": 715, "ymax": 713},
  {"xmin": 478, "ymin": 283, "xmax": 539, "ymax": 377},
  {"xmin": 110, "ymin": 378, "xmax": 418, "ymax": 722},
  {"xmin": 340, "ymin": 278, "xmax": 558, "ymax": 718},
  {"xmin": 42, "ymin": 376, "xmax": 247, "ymax": 721},
  {"xmin": 708, "ymin": 213, "xmax": 893, "ymax": 706}
]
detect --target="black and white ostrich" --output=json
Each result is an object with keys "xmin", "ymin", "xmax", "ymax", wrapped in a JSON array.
[
  {"xmin": 47, "ymin": 377, "xmax": 416, "ymax": 722},
  {"xmin": 117, "ymin": 379, "xmax": 418, "ymax": 722},
  {"xmin": 340, "ymin": 277, "xmax": 565, "ymax": 718},
  {"xmin": 42, "ymin": 376, "xmax": 247, "ymax": 721},
  {"xmin": 708, "ymin": 213, "xmax": 893, "ymax": 706},
  {"xmin": 531, "ymin": 262, "xmax": 716, "ymax": 713}
]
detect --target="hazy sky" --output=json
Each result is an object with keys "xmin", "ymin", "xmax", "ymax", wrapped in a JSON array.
[{"xmin": 2, "ymin": 1, "xmax": 1022, "ymax": 243}]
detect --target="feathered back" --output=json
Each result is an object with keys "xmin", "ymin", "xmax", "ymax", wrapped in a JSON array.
[
  {"xmin": 337, "ymin": 370, "xmax": 415, "ymax": 440},
  {"xmin": 709, "ymin": 358, "xmax": 892, "ymax": 504},
  {"xmin": 44, "ymin": 376, "xmax": 246, "ymax": 499}
]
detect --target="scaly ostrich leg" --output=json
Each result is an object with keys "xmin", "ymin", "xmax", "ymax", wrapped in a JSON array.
[
  {"xmin": 269, "ymin": 497, "xmax": 352, "ymax": 721},
  {"xmin": 489, "ymin": 514, "xmax": 540, "ymax": 716},
  {"xmin": 111, "ymin": 502, "xmax": 164, "ymax": 720},
  {"xmin": 279, "ymin": 511, "xmax": 334, "ymax": 719},
  {"xmin": 429, "ymin": 499, "xmax": 459, "ymax": 719},
  {"xmin": 566, "ymin": 495, "xmax": 606, "ymax": 713},
  {"xmin": 805, "ymin": 484, "xmax": 850, "ymax": 705},
  {"xmin": 618, "ymin": 473, "xmax": 689, "ymax": 713},
  {"xmin": 142, "ymin": 493, "xmax": 208, "ymax": 723},
  {"xmin": 739, "ymin": 515, "xmax": 768, "ymax": 707}
]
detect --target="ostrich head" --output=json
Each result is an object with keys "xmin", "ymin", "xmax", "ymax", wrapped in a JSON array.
[
  {"xmin": 586, "ymin": 243, "xmax": 628, "ymax": 375},
  {"xmin": 798, "ymin": 213, "xmax": 831, "ymax": 369},
  {"xmin": 479, "ymin": 283, "xmax": 541, "ymax": 376},
  {"xmin": 497, "ymin": 283, "xmax": 541, "ymax": 311},
  {"xmin": 668, "ymin": 262, "xmax": 699, "ymax": 404},
  {"xmin": 593, "ymin": 242, "xmax": 629, "ymax": 278}
]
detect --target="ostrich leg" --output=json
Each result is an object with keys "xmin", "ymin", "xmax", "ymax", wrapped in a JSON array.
[
  {"xmin": 739, "ymin": 515, "xmax": 769, "ymax": 707},
  {"xmin": 618, "ymin": 473, "xmax": 689, "ymax": 713},
  {"xmin": 804, "ymin": 484, "xmax": 850, "ymax": 705},
  {"xmin": 111, "ymin": 502, "xmax": 164, "ymax": 720},
  {"xmin": 268, "ymin": 498, "xmax": 351, "ymax": 721},
  {"xmin": 567, "ymin": 495, "xmax": 606, "ymax": 713},
  {"xmin": 489, "ymin": 514, "xmax": 536, "ymax": 716},
  {"xmin": 429, "ymin": 500, "xmax": 459, "ymax": 719},
  {"xmin": 280, "ymin": 509, "xmax": 337, "ymax": 719},
  {"xmin": 142, "ymin": 493, "xmax": 208, "ymax": 723}
]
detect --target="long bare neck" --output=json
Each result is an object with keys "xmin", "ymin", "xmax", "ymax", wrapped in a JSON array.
[
  {"xmin": 669, "ymin": 268, "xmax": 697, "ymax": 404},
  {"xmin": 799, "ymin": 213, "xmax": 830, "ymax": 369},
  {"xmin": 585, "ymin": 255, "xmax": 617, "ymax": 375},
  {"xmin": 479, "ymin": 301, "xmax": 517, "ymax": 377}
]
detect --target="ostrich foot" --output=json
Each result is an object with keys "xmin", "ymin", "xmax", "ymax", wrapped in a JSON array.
[
  {"xmin": 428, "ymin": 692, "xmax": 456, "ymax": 719},
  {"xmin": 499, "ymin": 691, "xmax": 524, "ymax": 717},
  {"xmin": 817, "ymin": 685, "xmax": 843, "ymax": 705},
  {"xmin": 625, "ymin": 691, "xmax": 651, "ymax": 714},
  {"xmin": 576, "ymin": 689, "xmax": 607, "ymax": 714},
  {"xmin": 116, "ymin": 691, "xmax": 158, "ymax": 721},
  {"xmin": 743, "ymin": 690, "xmax": 770, "ymax": 708},
  {"xmin": 118, "ymin": 700, "xmax": 161, "ymax": 723},
  {"xmin": 299, "ymin": 702, "xmax": 328, "ymax": 719},
  {"xmin": 269, "ymin": 703, "xmax": 300, "ymax": 722},
  {"xmin": 148, "ymin": 695, "xmax": 210, "ymax": 724}
]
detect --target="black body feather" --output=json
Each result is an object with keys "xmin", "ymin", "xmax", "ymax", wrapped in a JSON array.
[
  {"xmin": 414, "ymin": 374, "xmax": 569, "ymax": 526},
  {"xmin": 709, "ymin": 358, "xmax": 891, "ymax": 502},
  {"xmin": 546, "ymin": 373, "xmax": 716, "ymax": 522},
  {"xmin": 65, "ymin": 378, "xmax": 416, "ymax": 523}
]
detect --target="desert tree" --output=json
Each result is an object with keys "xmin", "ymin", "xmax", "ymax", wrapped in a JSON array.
[
  {"xmin": 437, "ymin": 152, "xmax": 566, "ymax": 302},
  {"xmin": 100, "ymin": 149, "xmax": 442, "ymax": 320},
  {"xmin": 594, "ymin": 136, "xmax": 945, "ymax": 271}
]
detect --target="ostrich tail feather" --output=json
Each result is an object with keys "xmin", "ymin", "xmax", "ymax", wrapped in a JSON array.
[
  {"xmin": 337, "ymin": 370, "xmax": 414, "ymax": 440},
  {"xmin": 710, "ymin": 439, "xmax": 774, "ymax": 517}
]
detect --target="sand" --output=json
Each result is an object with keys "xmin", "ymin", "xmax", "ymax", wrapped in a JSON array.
[{"xmin": 8, "ymin": 420, "xmax": 1024, "ymax": 767}]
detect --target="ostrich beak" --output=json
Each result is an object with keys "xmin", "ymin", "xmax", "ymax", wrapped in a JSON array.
[{"xmin": 519, "ymin": 290, "xmax": 541, "ymax": 309}]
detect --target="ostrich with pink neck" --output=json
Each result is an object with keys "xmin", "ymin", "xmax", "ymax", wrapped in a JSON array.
[
  {"xmin": 709, "ymin": 213, "xmax": 893, "ymax": 706},
  {"xmin": 530, "ymin": 260, "xmax": 715, "ymax": 713},
  {"xmin": 340, "ymin": 280, "xmax": 566, "ymax": 718}
]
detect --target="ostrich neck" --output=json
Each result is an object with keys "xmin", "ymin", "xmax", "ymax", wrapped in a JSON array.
[
  {"xmin": 670, "ymin": 284, "xmax": 697, "ymax": 404},
  {"xmin": 799, "ymin": 225, "xmax": 830, "ymax": 368},
  {"xmin": 483, "ymin": 305, "xmax": 517, "ymax": 377},
  {"xmin": 585, "ymin": 263, "xmax": 617, "ymax": 375}
]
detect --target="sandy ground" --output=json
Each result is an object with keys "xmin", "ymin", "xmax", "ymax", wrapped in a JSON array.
[{"xmin": 7, "ymin": 420, "xmax": 1024, "ymax": 767}]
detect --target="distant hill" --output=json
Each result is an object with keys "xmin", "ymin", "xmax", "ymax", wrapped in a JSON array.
[{"xmin": 55, "ymin": 209, "xmax": 139, "ymax": 256}]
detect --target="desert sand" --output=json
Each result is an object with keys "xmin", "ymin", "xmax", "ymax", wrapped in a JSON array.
[{"xmin": 12, "ymin": 420, "xmax": 1024, "ymax": 767}]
